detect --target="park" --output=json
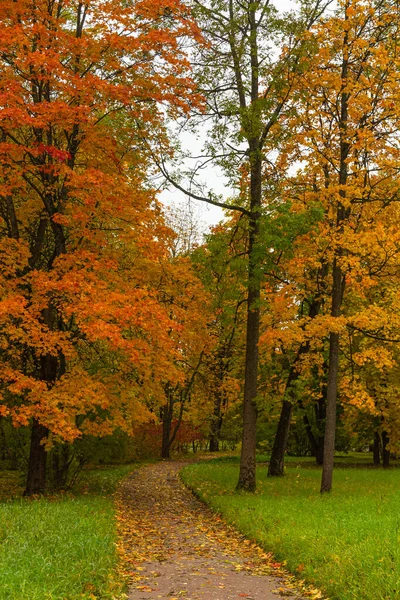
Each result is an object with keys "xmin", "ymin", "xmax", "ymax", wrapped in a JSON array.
[{"xmin": 1, "ymin": 0, "xmax": 400, "ymax": 598}]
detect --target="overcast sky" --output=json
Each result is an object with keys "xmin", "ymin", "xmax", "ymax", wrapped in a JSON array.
[
  {"xmin": 159, "ymin": 128, "xmax": 228, "ymax": 231},
  {"xmin": 159, "ymin": 0, "xmax": 324, "ymax": 230}
]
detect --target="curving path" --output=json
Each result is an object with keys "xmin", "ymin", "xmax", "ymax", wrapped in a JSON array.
[{"xmin": 117, "ymin": 461, "xmax": 305, "ymax": 600}]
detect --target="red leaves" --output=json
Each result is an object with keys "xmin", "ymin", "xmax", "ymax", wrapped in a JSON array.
[{"xmin": 36, "ymin": 143, "xmax": 71, "ymax": 163}]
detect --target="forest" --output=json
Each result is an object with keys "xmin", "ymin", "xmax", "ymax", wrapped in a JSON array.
[{"xmin": 0, "ymin": 0, "xmax": 400, "ymax": 599}]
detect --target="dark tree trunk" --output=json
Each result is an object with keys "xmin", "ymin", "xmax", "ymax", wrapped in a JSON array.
[
  {"xmin": 320, "ymin": 30, "xmax": 349, "ymax": 493},
  {"xmin": 268, "ymin": 287, "xmax": 325, "ymax": 476},
  {"xmin": 209, "ymin": 435, "xmax": 219, "ymax": 452},
  {"xmin": 0, "ymin": 417, "xmax": 6, "ymax": 461},
  {"xmin": 237, "ymin": 147, "xmax": 261, "ymax": 492},
  {"xmin": 161, "ymin": 397, "xmax": 173, "ymax": 459},
  {"xmin": 237, "ymin": 275, "xmax": 259, "ymax": 491},
  {"xmin": 24, "ymin": 419, "xmax": 48, "ymax": 495},
  {"xmin": 24, "ymin": 343, "xmax": 59, "ymax": 496},
  {"xmin": 301, "ymin": 407, "xmax": 325, "ymax": 465},
  {"xmin": 1, "ymin": 130, "xmax": 20, "ymax": 241},
  {"xmin": 373, "ymin": 431, "xmax": 381, "ymax": 466},
  {"xmin": 315, "ymin": 395, "xmax": 326, "ymax": 465},
  {"xmin": 320, "ymin": 259, "xmax": 344, "ymax": 492},
  {"xmin": 209, "ymin": 390, "xmax": 223, "ymax": 452},
  {"xmin": 382, "ymin": 431, "xmax": 390, "ymax": 468},
  {"xmin": 320, "ymin": 256, "xmax": 345, "ymax": 493},
  {"xmin": 236, "ymin": 2, "xmax": 263, "ymax": 492},
  {"xmin": 268, "ymin": 399, "xmax": 293, "ymax": 476},
  {"xmin": 237, "ymin": 204, "xmax": 260, "ymax": 491},
  {"xmin": 268, "ymin": 336, "xmax": 315, "ymax": 476},
  {"xmin": 315, "ymin": 438, "xmax": 324, "ymax": 466},
  {"xmin": 320, "ymin": 327, "xmax": 340, "ymax": 492},
  {"xmin": 303, "ymin": 411, "xmax": 318, "ymax": 456}
]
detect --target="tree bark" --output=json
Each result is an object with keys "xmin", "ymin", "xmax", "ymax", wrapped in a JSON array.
[
  {"xmin": 236, "ymin": 0, "xmax": 263, "ymax": 492},
  {"xmin": 237, "ymin": 266, "xmax": 260, "ymax": 491},
  {"xmin": 51, "ymin": 443, "xmax": 72, "ymax": 490},
  {"xmin": 320, "ymin": 20, "xmax": 349, "ymax": 493},
  {"xmin": 302, "ymin": 411, "xmax": 319, "ymax": 457},
  {"xmin": 209, "ymin": 436, "xmax": 219, "ymax": 452},
  {"xmin": 24, "ymin": 419, "xmax": 48, "ymax": 495},
  {"xmin": 314, "ymin": 396, "xmax": 326, "ymax": 465},
  {"xmin": 320, "ymin": 328, "xmax": 340, "ymax": 492},
  {"xmin": 268, "ymin": 399, "xmax": 293, "ymax": 476},
  {"xmin": 24, "ymin": 311, "xmax": 60, "ymax": 495},
  {"xmin": 209, "ymin": 388, "xmax": 223, "ymax": 452},
  {"xmin": 161, "ymin": 393, "xmax": 173, "ymax": 459},
  {"xmin": 0, "ymin": 417, "xmax": 6, "ymax": 461},
  {"xmin": 268, "ymin": 346, "xmax": 308, "ymax": 476},
  {"xmin": 237, "ymin": 163, "xmax": 261, "ymax": 492}
]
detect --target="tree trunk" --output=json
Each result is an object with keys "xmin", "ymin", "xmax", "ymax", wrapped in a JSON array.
[
  {"xmin": 382, "ymin": 430, "xmax": 390, "ymax": 468},
  {"xmin": 161, "ymin": 398, "xmax": 173, "ymax": 459},
  {"xmin": 373, "ymin": 431, "xmax": 381, "ymax": 466},
  {"xmin": 315, "ymin": 437, "xmax": 324, "ymax": 466},
  {"xmin": 235, "ymin": 1, "xmax": 263, "ymax": 492},
  {"xmin": 237, "ymin": 279, "xmax": 259, "ymax": 491},
  {"xmin": 24, "ymin": 343, "xmax": 59, "ymax": 496},
  {"xmin": 303, "ymin": 411, "xmax": 318, "ymax": 455},
  {"xmin": 314, "ymin": 394, "xmax": 326, "ymax": 465},
  {"xmin": 268, "ymin": 335, "xmax": 316, "ymax": 476},
  {"xmin": 51, "ymin": 443, "xmax": 72, "ymax": 490},
  {"xmin": 320, "ymin": 26, "xmax": 349, "ymax": 493},
  {"xmin": 24, "ymin": 419, "xmax": 48, "ymax": 495},
  {"xmin": 320, "ymin": 329, "xmax": 340, "ymax": 492},
  {"xmin": 320, "ymin": 258, "xmax": 344, "ymax": 493},
  {"xmin": 268, "ymin": 399, "xmax": 293, "ymax": 476},
  {"xmin": 237, "ymin": 200, "xmax": 260, "ymax": 492},
  {"xmin": 209, "ymin": 435, "xmax": 219, "ymax": 452},
  {"xmin": 209, "ymin": 390, "xmax": 222, "ymax": 452},
  {"xmin": 0, "ymin": 417, "xmax": 7, "ymax": 461}
]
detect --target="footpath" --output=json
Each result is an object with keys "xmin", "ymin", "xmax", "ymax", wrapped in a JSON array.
[{"xmin": 116, "ymin": 461, "xmax": 307, "ymax": 600}]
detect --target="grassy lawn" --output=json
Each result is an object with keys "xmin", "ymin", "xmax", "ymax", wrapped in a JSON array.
[
  {"xmin": 181, "ymin": 457, "xmax": 400, "ymax": 600},
  {"xmin": 0, "ymin": 464, "xmax": 134, "ymax": 600}
]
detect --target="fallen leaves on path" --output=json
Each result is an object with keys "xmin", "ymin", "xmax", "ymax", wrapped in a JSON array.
[{"xmin": 114, "ymin": 461, "xmax": 327, "ymax": 600}]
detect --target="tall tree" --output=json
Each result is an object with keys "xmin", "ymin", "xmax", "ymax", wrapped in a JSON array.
[
  {"xmin": 0, "ymin": 0, "xmax": 200, "ymax": 494},
  {"xmin": 159, "ymin": 0, "xmax": 331, "ymax": 490},
  {"xmin": 284, "ymin": 0, "xmax": 400, "ymax": 491}
]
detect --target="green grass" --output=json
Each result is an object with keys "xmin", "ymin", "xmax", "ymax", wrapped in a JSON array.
[
  {"xmin": 0, "ymin": 464, "xmax": 134, "ymax": 600},
  {"xmin": 181, "ymin": 458, "xmax": 400, "ymax": 600}
]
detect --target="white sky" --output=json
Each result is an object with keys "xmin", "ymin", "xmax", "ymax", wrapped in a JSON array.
[
  {"xmin": 160, "ymin": 128, "xmax": 227, "ymax": 230},
  {"xmin": 160, "ymin": 0, "xmax": 323, "ymax": 230}
]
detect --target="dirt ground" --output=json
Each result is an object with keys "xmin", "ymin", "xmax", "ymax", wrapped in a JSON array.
[{"xmin": 116, "ymin": 461, "xmax": 308, "ymax": 600}]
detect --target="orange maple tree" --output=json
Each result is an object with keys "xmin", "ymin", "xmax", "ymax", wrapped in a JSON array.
[{"xmin": 0, "ymin": 0, "xmax": 202, "ymax": 494}]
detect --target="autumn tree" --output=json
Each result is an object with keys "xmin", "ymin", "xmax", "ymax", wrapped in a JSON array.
[
  {"xmin": 281, "ymin": 0, "xmax": 400, "ymax": 491},
  {"xmin": 157, "ymin": 0, "xmax": 331, "ymax": 491},
  {"xmin": 192, "ymin": 216, "xmax": 248, "ymax": 452},
  {"xmin": 339, "ymin": 199, "xmax": 400, "ymax": 467},
  {"xmin": 156, "ymin": 252, "xmax": 211, "ymax": 459},
  {"xmin": 0, "ymin": 0, "xmax": 201, "ymax": 494}
]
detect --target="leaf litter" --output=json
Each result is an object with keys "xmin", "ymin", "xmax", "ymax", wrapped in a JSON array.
[{"xmin": 115, "ymin": 461, "xmax": 326, "ymax": 600}]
